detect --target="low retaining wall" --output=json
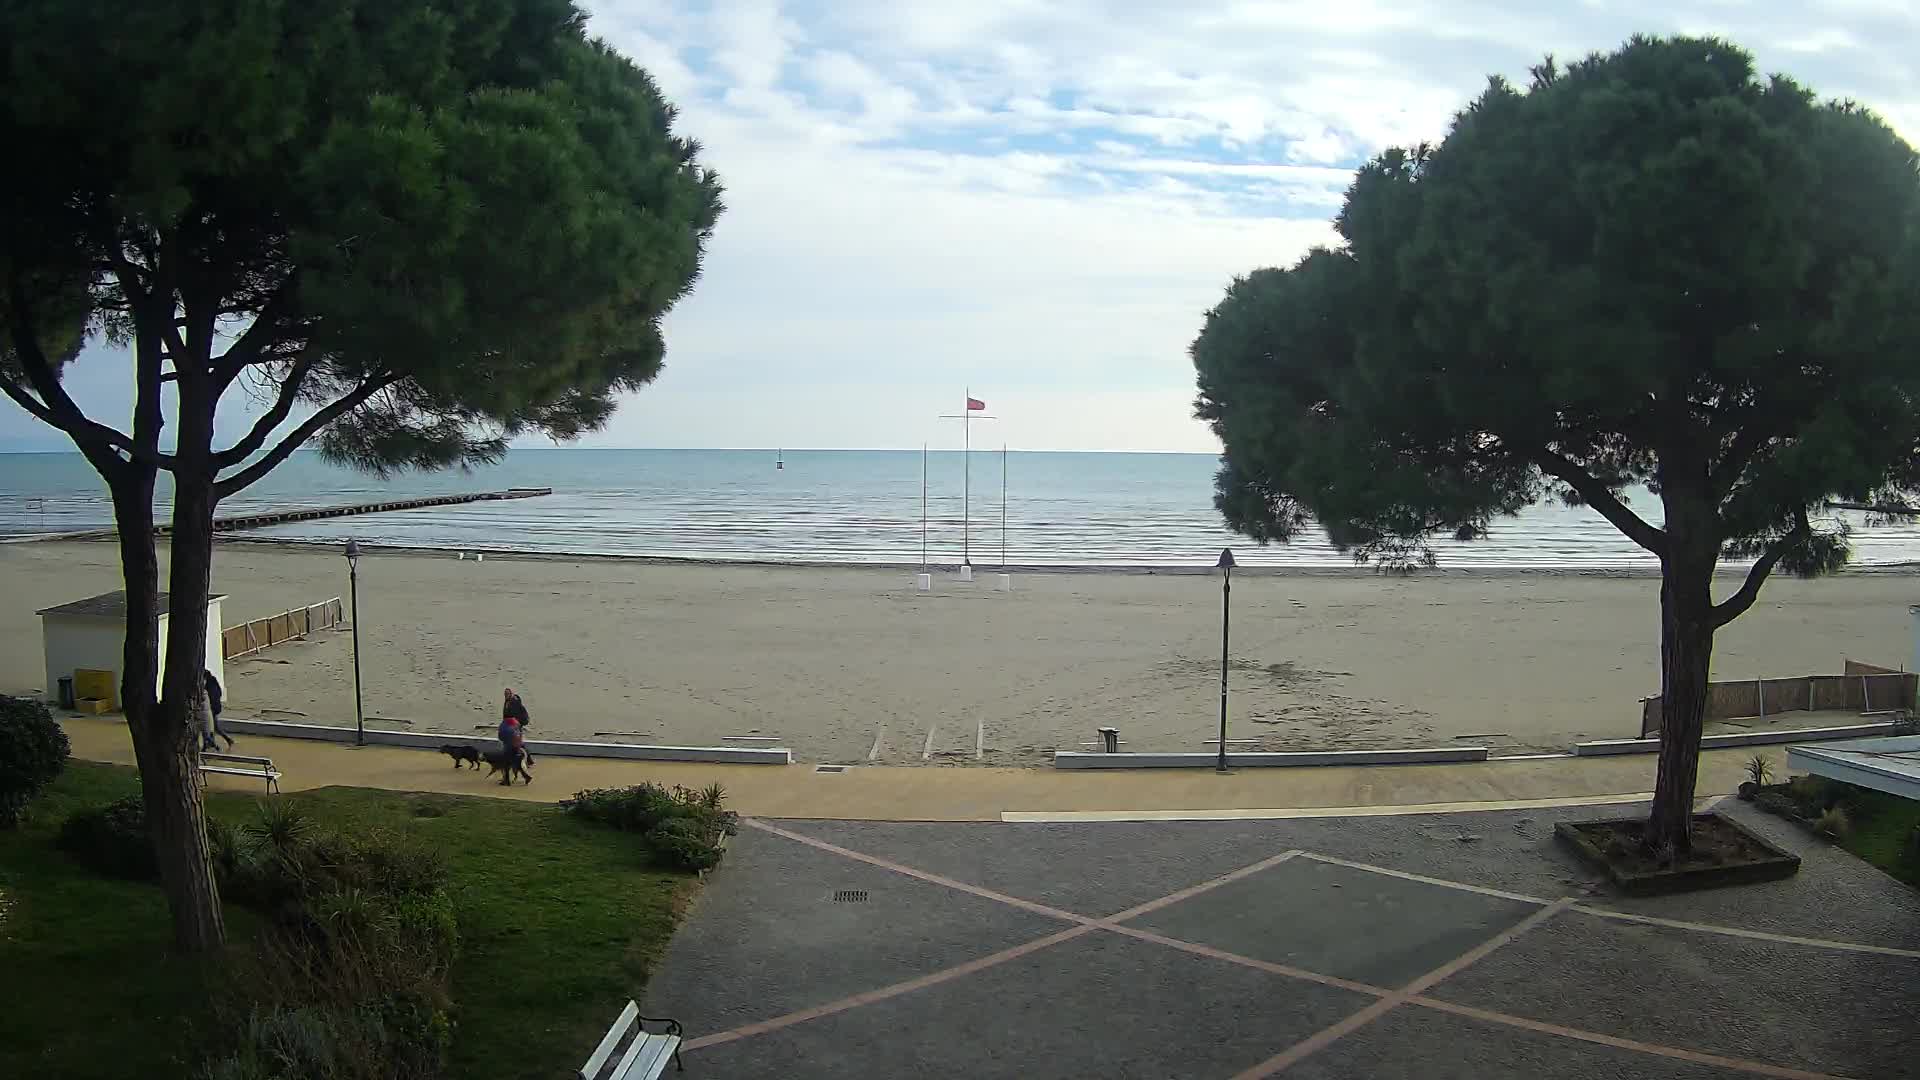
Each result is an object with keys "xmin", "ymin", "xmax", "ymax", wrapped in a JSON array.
[
  {"xmin": 1574, "ymin": 721, "xmax": 1897, "ymax": 757},
  {"xmin": 219, "ymin": 718, "xmax": 792, "ymax": 765},
  {"xmin": 1052, "ymin": 747, "xmax": 1490, "ymax": 770}
]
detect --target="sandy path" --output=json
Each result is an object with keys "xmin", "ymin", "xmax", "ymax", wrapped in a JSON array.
[{"xmin": 0, "ymin": 541, "xmax": 1911, "ymax": 764}]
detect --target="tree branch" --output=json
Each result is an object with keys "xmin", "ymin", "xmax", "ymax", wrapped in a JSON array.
[
  {"xmin": 1527, "ymin": 446, "xmax": 1668, "ymax": 556},
  {"xmin": 3, "ymin": 280, "xmax": 168, "ymax": 471},
  {"xmin": 1710, "ymin": 423, "xmax": 1771, "ymax": 500},
  {"xmin": 212, "ymin": 353, "xmax": 315, "ymax": 467},
  {"xmin": 211, "ymin": 274, "xmax": 300, "ymax": 391},
  {"xmin": 213, "ymin": 374, "xmax": 398, "ymax": 498},
  {"xmin": 1711, "ymin": 510, "xmax": 1811, "ymax": 629}
]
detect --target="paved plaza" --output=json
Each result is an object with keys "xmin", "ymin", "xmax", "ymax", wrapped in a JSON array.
[{"xmin": 647, "ymin": 800, "xmax": 1920, "ymax": 1078}]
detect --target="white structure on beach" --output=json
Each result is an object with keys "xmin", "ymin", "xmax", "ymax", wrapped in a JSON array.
[{"xmin": 37, "ymin": 590, "xmax": 225, "ymax": 708}]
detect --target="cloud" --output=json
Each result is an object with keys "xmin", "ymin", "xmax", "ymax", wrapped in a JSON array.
[{"xmin": 6, "ymin": 2, "xmax": 1918, "ymax": 455}]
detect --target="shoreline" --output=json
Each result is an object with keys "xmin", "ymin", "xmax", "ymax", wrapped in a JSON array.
[{"xmin": 14, "ymin": 531, "xmax": 1920, "ymax": 579}]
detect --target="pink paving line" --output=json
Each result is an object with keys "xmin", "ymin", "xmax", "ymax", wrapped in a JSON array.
[
  {"xmin": 1229, "ymin": 899, "xmax": 1574, "ymax": 1079},
  {"xmin": 1409, "ymin": 998, "xmax": 1849, "ymax": 1080},
  {"xmin": 681, "ymin": 924, "xmax": 1095, "ymax": 1052},
  {"xmin": 707, "ymin": 820, "xmax": 1864, "ymax": 1079}
]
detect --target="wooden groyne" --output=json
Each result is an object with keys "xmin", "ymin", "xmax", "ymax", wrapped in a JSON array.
[{"xmin": 160, "ymin": 487, "xmax": 553, "ymax": 535}]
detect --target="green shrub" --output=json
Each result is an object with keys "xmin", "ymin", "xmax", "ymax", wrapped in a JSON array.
[
  {"xmin": 56, "ymin": 795, "xmax": 155, "ymax": 879},
  {"xmin": 561, "ymin": 782, "xmax": 738, "ymax": 871},
  {"xmin": 0, "ymin": 694, "xmax": 69, "ymax": 827},
  {"xmin": 1814, "ymin": 806, "xmax": 1852, "ymax": 841},
  {"xmin": 1744, "ymin": 755, "xmax": 1773, "ymax": 788},
  {"xmin": 645, "ymin": 816, "xmax": 725, "ymax": 871},
  {"xmin": 1753, "ymin": 791, "xmax": 1799, "ymax": 819},
  {"xmin": 198, "ymin": 993, "xmax": 450, "ymax": 1080}
]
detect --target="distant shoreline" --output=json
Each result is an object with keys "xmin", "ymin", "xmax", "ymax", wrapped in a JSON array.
[{"xmin": 15, "ymin": 532, "xmax": 1920, "ymax": 579}]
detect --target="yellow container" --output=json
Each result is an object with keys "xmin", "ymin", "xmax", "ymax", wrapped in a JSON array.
[
  {"xmin": 72, "ymin": 669, "xmax": 117, "ymax": 711},
  {"xmin": 75, "ymin": 698, "xmax": 113, "ymax": 715}
]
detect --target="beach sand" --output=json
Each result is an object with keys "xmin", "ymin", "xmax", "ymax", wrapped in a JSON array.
[{"xmin": 1, "ymin": 540, "xmax": 1912, "ymax": 764}]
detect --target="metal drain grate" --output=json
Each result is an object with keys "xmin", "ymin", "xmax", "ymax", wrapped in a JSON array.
[
  {"xmin": 832, "ymin": 889, "xmax": 869, "ymax": 903},
  {"xmin": 815, "ymin": 765, "xmax": 848, "ymax": 773}
]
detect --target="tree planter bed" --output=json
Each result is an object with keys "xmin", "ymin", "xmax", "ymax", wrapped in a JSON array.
[{"xmin": 1555, "ymin": 813, "xmax": 1801, "ymax": 895}]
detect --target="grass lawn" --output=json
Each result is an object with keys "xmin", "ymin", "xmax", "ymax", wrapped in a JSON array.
[
  {"xmin": 0, "ymin": 762, "xmax": 697, "ymax": 1080},
  {"xmin": 1835, "ymin": 784, "xmax": 1920, "ymax": 889}
]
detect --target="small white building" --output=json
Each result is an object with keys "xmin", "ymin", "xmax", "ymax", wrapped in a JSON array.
[{"xmin": 37, "ymin": 590, "xmax": 226, "ymax": 709}]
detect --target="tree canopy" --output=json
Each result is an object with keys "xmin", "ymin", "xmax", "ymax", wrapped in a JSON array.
[
  {"xmin": 1196, "ymin": 37, "xmax": 1920, "ymax": 581},
  {"xmin": 1193, "ymin": 35, "xmax": 1920, "ymax": 850},
  {"xmin": 1, "ymin": 0, "xmax": 722, "ymax": 482},
  {"xmin": 0, "ymin": 0, "xmax": 722, "ymax": 949}
]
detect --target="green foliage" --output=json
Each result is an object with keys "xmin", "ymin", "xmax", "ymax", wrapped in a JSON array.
[
  {"xmin": 561, "ymin": 782, "xmax": 736, "ymax": 871},
  {"xmin": 56, "ymin": 795, "xmax": 156, "ymax": 880},
  {"xmin": 0, "ymin": 695, "xmax": 69, "ymax": 827},
  {"xmin": 1753, "ymin": 790, "xmax": 1799, "ymax": 819},
  {"xmin": 1195, "ymin": 35, "xmax": 1920, "ymax": 572},
  {"xmin": 1814, "ymin": 806, "xmax": 1853, "ymax": 841},
  {"xmin": 1745, "ymin": 755, "xmax": 1774, "ymax": 788},
  {"xmin": 1, "ymin": 763, "xmax": 692, "ymax": 1080},
  {"xmin": 644, "ymin": 817, "xmax": 724, "ymax": 872}
]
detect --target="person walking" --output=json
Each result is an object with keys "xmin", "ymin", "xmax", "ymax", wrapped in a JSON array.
[
  {"xmin": 200, "ymin": 668, "xmax": 234, "ymax": 752},
  {"xmin": 502, "ymin": 687, "xmax": 533, "ymax": 770}
]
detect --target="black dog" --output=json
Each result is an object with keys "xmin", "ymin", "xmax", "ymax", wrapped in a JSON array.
[
  {"xmin": 439, "ymin": 744, "xmax": 481, "ymax": 769},
  {"xmin": 482, "ymin": 747, "xmax": 532, "ymax": 786}
]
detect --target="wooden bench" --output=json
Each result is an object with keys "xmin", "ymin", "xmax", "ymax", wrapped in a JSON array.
[
  {"xmin": 580, "ymin": 1000, "xmax": 683, "ymax": 1079},
  {"xmin": 198, "ymin": 752, "xmax": 281, "ymax": 794}
]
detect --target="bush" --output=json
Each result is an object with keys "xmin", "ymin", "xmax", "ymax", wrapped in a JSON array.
[
  {"xmin": 561, "ymin": 782, "xmax": 738, "ymax": 871},
  {"xmin": 0, "ymin": 694, "xmax": 69, "ymax": 827},
  {"xmin": 645, "ymin": 816, "xmax": 725, "ymax": 872},
  {"xmin": 1753, "ymin": 791, "xmax": 1799, "ymax": 819},
  {"xmin": 56, "ymin": 795, "xmax": 155, "ymax": 879},
  {"xmin": 1814, "ymin": 806, "xmax": 1852, "ymax": 841},
  {"xmin": 198, "ymin": 993, "xmax": 450, "ymax": 1080}
]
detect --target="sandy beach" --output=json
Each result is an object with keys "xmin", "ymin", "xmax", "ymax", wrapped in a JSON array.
[{"xmin": 1, "ymin": 540, "xmax": 1913, "ymax": 764}]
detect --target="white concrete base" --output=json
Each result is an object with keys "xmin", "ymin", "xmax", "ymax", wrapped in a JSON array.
[
  {"xmin": 1052, "ymin": 747, "xmax": 1490, "ymax": 769},
  {"xmin": 993, "ymin": 573, "xmax": 1013, "ymax": 591},
  {"xmin": 914, "ymin": 573, "xmax": 932, "ymax": 591},
  {"xmin": 1573, "ymin": 721, "xmax": 1897, "ymax": 756},
  {"xmin": 958, "ymin": 564, "xmax": 974, "ymax": 582},
  {"xmin": 219, "ymin": 718, "xmax": 793, "ymax": 764}
]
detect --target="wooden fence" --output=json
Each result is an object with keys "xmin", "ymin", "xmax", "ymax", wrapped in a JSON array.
[
  {"xmin": 222, "ymin": 597, "xmax": 345, "ymax": 661},
  {"xmin": 1639, "ymin": 659, "xmax": 1916, "ymax": 737}
]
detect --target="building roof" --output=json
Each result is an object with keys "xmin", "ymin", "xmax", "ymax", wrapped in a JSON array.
[
  {"xmin": 35, "ymin": 590, "xmax": 226, "ymax": 619},
  {"xmin": 1787, "ymin": 735, "xmax": 1920, "ymax": 802}
]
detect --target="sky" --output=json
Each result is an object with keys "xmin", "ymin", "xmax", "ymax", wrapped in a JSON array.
[{"xmin": 4, "ymin": 1, "xmax": 1917, "ymax": 454}]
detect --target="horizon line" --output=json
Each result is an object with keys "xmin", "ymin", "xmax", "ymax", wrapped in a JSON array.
[{"xmin": 0, "ymin": 445, "xmax": 1226, "ymax": 456}]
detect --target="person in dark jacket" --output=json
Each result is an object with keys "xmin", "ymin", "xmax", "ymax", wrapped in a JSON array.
[
  {"xmin": 502, "ymin": 687, "xmax": 533, "ymax": 771},
  {"xmin": 200, "ymin": 668, "xmax": 234, "ymax": 751}
]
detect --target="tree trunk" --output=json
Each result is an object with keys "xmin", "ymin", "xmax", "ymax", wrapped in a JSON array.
[
  {"xmin": 1647, "ymin": 504, "xmax": 1718, "ymax": 854},
  {"xmin": 154, "ymin": 389, "xmax": 227, "ymax": 951},
  {"xmin": 109, "ymin": 466, "xmax": 226, "ymax": 952}
]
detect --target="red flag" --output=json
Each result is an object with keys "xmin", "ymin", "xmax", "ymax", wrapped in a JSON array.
[{"xmin": 967, "ymin": 397, "xmax": 986, "ymax": 410}]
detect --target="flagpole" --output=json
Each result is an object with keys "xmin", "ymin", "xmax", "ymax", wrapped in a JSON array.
[
  {"xmin": 921, "ymin": 442, "xmax": 928, "ymax": 571},
  {"xmin": 1001, "ymin": 443, "xmax": 1008, "ymax": 570},
  {"xmin": 962, "ymin": 389, "xmax": 971, "ymax": 566}
]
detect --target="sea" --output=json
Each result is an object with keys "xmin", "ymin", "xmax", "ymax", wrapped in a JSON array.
[{"xmin": 3, "ymin": 448, "xmax": 1918, "ymax": 569}]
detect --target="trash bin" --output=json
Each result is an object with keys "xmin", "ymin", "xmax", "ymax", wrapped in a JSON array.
[{"xmin": 57, "ymin": 676, "xmax": 76, "ymax": 710}]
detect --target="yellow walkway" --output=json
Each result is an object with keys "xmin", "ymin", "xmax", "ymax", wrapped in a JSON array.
[{"xmin": 60, "ymin": 716, "xmax": 1764, "ymax": 822}]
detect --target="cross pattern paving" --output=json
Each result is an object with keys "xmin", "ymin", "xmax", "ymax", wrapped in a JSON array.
[{"xmin": 645, "ymin": 804, "xmax": 1920, "ymax": 1078}]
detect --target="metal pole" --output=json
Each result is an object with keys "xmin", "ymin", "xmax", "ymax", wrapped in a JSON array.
[
  {"xmin": 962, "ymin": 390, "xmax": 971, "ymax": 566},
  {"xmin": 1001, "ymin": 443, "xmax": 1008, "ymax": 569},
  {"xmin": 921, "ymin": 443, "xmax": 928, "ymax": 570},
  {"xmin": 1217, "ymin": 564, "xmax": 1231, "ymax": 773},
  {"xmin": 349, "ymin": 561, "xmax": 365, "ymax": 746}
]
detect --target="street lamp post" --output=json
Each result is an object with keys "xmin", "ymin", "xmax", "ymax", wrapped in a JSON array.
[
  {"xmin": 344, "ymin": 538, "xmax": 365, "ymax": 746},
  {"xmin": 1216, "ymin": 547, "xmax": 1235, "ymax": 773}
]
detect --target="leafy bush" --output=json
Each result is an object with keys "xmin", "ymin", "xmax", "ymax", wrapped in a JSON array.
[
  {"xmin": 561, "ymin": 782, "xmax": 737, "ymax": 871},
  {"xmin": 645, "ymin": 816, "xmax": 725, "ymax": 871},
  {"xmin": 1753, "ymin": 791, "xmax": 1799, "ymax": 819},
  {"xmin": 0, "ymin": 694, "xmax": 70, "ymax": 827},
  {"xmin": 1744, "ymin": 755, "xmax": 1773, "ymax": 788},
  {"xmin": 204, "ymin": 809, "xmax": 459, "ymax": 1080},
  {"xmin": 1814, "ymin": 806, "xmax": 1852, "ymax": 841},
  {"xmin": 56, "ymin": 795, "xmax": 155, "ymax": 879}
]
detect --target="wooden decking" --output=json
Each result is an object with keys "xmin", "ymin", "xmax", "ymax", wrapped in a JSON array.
[{"xmin": 167, "ymin": 487, "xmax": 553, "ymax": 535}]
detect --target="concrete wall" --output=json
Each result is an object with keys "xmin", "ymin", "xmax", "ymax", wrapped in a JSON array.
[
  {"xmin": 218, "ymin": 718, "xmax": 793, "ymax": 764},
  {"xmin": 41, "ymin": 598, "xmax": 225, "ymax": 708},
  {"xmin": 1053, "ymin": 747, "xmax": 1490, "ymax": 769}
]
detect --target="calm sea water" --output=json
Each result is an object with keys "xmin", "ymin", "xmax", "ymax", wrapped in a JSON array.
[{"xmin": 2, "ymin": 448, "xmax": 1917, "ymax": 568}]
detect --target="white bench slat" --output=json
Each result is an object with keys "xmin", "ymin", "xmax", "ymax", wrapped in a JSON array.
[
  {"xmin": 580, "ymin": 1000, "xmax": 639, "ymax": 1080},
  {"xmin": 204, "ymin": 753, "xmax": 275, "ymax": 767},
  {"xmin": 617, "ymin": 1034, "xmax": 679, "ymax": 1080},
  {"xmin": 200, "ymin": 766, "xmax": 277, "ymax": 778}
]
